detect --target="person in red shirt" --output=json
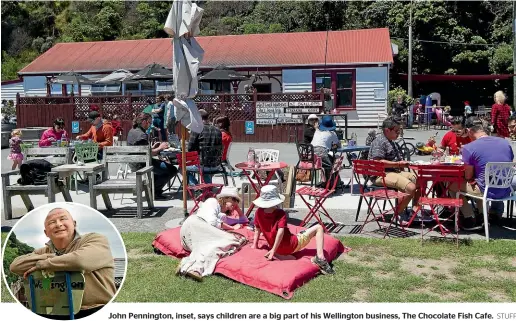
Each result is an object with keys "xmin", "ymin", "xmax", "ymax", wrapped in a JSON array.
[
  {"xmin": 215, "ymin": 116, "xmax": 232, "ymax": 161},
  {"xmin": 491, "ymin": 90, "xmax": 512, "ymax": 138},
  {"xmin": 251, "ymin": 185, "xmax": 335, "ymax": 275},
  {"xmin": 440, "ymin": 116, "xmax": 471, "ymax": 155}
]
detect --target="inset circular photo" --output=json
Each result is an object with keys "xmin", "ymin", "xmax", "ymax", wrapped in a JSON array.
[{"xmin": 2, "ymin": 202, "xmax": 127, "ymax": 320}]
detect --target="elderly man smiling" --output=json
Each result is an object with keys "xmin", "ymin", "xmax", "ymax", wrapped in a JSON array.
[{"xmin": 10, "ymin": 208, "xmax": 116, "ymax": 319}]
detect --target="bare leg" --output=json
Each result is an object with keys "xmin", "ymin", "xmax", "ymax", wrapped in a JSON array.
[
  {"xmin": 397, "ymin": 182, "xmax": 416, "ymax": 214},
  {"xmin": 11, "ymin": 161, "xmax": 16, "ymax": 170},
  {"xmin": 303, "ymin": 224, "xmax": 325, "ymax": 260}
]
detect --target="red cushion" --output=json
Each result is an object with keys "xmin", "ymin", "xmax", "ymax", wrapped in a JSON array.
[{"xmin": 152, "ymin": 224, "xmax": 349, "ymax": 299}]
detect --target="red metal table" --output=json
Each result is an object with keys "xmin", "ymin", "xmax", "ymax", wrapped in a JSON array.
[{"xmin": 235, "ymin": 161, "xmax": 288, "ymax": 217}]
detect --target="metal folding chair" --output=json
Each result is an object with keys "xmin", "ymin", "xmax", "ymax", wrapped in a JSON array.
[
  {"xmin": 177, "ymin": 151, "xmax": 224, "ymax": 215},
  {"xmin": 353, "ymin": 159, "xmax": 410, "ymax": 238},
  {"xmin": 296, "ymin": 156, "xmax": 344, "ymax": 232},
  {"xmin": 409, "ymin": 165, "xmax": 465, "ymax": 246}
]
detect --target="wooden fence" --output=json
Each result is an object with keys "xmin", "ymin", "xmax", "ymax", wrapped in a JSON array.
[{"xmin": 16, "ymin": 92, "xmax": 324, "ymax": 143}]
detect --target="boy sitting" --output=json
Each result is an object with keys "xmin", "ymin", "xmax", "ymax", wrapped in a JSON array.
[{"xmin": 250, "ymin": 185, "xmax": 335, "ymax": 275}]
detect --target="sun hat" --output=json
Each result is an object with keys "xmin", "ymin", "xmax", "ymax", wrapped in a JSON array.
[
  {"xmin": 319, "ymin": 115, "xmax": 336, "ymax": 131},
  {"xmin": 252, "ymin": 185, "xmax": 285, "ymax": 208},
  {"xmin": 307, "ymin": 114, "xmax": 318, "ymax": 120},
  {"xmin": 216, "ymin": 187, "xmax": 241, "ymax": 203}
]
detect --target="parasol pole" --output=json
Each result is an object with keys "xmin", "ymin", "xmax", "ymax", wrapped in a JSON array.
[{"xmin": 181, "ymin": 125, "xmax": 188, "ymax": 218}]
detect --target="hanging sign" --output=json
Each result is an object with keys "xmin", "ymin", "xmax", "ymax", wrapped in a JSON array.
[{"xmin": 245, "ymin": 121, "xmax": 254, "ymax": 135}]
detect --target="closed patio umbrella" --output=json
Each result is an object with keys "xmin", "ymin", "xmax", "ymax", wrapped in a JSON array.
[{"xmin": 164, "ymin": 0, "xmax": 205, "ymax": 219}]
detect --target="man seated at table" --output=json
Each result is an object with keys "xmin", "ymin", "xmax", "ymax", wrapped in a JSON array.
[
  {"xmin": 127, "ymin": 113, "xmax": 177, "ymax": 200},
  {"xmin": 449, "ymin": 118, "xmax": 514, "ymax": 230},
  {"xmin": 76, "ymin": 111, "xmax": 113, "ymax": 159},
  {"xmin": 440, "ymin": 116, "xmax": 471, "ymax": 155},
  {"xmin": 10, "ymin": 207, "xmax": 116, "ymax": 319},
  {"xmin": 187, "ymin": 109, "xmax": 222, "ymax": 185},
  {"xmin": 310, "ymin": 115, "xmax": 341, "ymax": 185},
  {"xmin": 303, "ymin": 114, "xmax": 319, "ymax": 144},
  {"xmin": 368, "ymin": 118, "xmax": 420, "ymax": 219}
]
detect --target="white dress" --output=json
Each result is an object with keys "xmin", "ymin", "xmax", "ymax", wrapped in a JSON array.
[{"xmin": 178, "ymin": 198, "xmax": 247, "ymax": 276}]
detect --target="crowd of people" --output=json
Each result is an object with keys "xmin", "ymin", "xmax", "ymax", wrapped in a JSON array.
[{"xmin": 378, "ymin": 91, "xmax": 516, "ymax": 230}]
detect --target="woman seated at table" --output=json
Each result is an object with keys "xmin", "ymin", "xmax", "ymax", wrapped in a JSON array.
[
  {"xmin": 39, "ymin": 118, "xmax": 68, "ymax": 147},
  {"xmin": 310, "ymin": 115, "xmax": 341, "ymax": 184},
  {"xmin": 177, "ymin": 187, "xmax": 248, "ymax": 281}
]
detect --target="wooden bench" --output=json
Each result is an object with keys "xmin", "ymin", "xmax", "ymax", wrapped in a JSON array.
[
  {"xmin": 2, "ymin": 147, "xmax": 72, "ymax": 220},
  {"xmin": 86, "ymin": 145, "xmax": 154, "ymax": 219}
]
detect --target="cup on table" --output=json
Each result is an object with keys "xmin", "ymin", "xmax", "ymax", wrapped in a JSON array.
[{"xmin": 341, "ymin": 139, "xmax": 348, "ymax": 147}]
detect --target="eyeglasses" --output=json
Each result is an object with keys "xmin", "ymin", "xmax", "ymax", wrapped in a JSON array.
[{"xmin": 509, "ymin": 124, "xmax": 516, "ymax": 129}]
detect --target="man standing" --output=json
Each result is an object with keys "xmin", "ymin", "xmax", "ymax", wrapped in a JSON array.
[
  {"xmin": 450, "ymin": 118, "xmax": 514, "ymax": 229},
  {"xmin": 127, "ymin": 113, "xmax": 177, "ymax": 200},
  {"xmin": 10, "ymin": 208, "xmax": 116, "ymax": 319},
  {"xmin": 187, "ymin": 109, "xmax": 222, "ymax": 185},
  {"xmin": 440, "ymin": 116, "xmax": 471, "ymax": 155},
  {"xmin": 369, "ymin": 118, "xmax": 420, "ymax": 219},
  {"xmin": 76, "ymin": 111, "xmax": 114, "ymax": 158}
]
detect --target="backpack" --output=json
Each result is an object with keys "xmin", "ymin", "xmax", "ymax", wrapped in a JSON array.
[{"xmin": 17, "ymin": 159, "xmax": 55, "ymax": 185}]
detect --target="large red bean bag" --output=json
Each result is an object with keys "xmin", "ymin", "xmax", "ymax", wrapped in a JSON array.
[{"xmin": 152, "ymin": 224, "xmax": 349, "ymax": 299}]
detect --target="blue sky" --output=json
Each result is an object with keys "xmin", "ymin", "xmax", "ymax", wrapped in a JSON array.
[{"xmin": 5, "ymin": 203, "xmax": 126, "ymax": 259}]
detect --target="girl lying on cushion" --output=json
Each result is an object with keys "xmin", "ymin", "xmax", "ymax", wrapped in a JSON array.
[{"xmin": 177, "ymin": 187, "xmax": 248, "ymax": 281}]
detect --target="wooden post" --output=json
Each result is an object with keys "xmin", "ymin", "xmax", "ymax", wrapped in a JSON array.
[{"xmin": 181, "ymin": 125, "xmax": 188, "ymax": 218}]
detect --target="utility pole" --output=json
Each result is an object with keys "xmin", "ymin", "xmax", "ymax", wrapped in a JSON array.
[{"xmin": 408, "ymin": 0, "xmax": 413, "ymax": 99}]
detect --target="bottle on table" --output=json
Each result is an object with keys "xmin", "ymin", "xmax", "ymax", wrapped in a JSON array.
[{"xmin": 444, "ymin": 147, "xmax": 450, "ymax": 163}]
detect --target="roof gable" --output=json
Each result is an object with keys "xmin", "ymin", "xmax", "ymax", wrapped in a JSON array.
[{"xmin": 19, "ymin": 28, "xmax": 393, "ymax": 75}]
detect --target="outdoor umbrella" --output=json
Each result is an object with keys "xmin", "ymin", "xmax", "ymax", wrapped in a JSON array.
[
  {"xmin": 164, "ymin": 0, "xmax": 205, "ymax": 219},
  {"xmin": 131, "ymin": 63, "xmax": 174, "ymax": 81},
  {"xmin": 52, "ymin": 71, "xmax": 92, "ymax": 85},
  {"xmin": 200, "ymin": 67, "xmax": 249, "ymax": 81},
  {"xmin": 95, "ymin": 69, "xmax": 134, "ymax": 83}
]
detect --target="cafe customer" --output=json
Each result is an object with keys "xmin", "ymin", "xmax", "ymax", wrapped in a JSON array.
[
  {"xmin": 127, "ymin": 113, "xmax": 177, "ymax": 200},
  {"xmin": 303, "ymin": 114, "xmax": 319, "ymax": 144},
  {"xmin": 39, "ymin": 118, "xmax": 69, "ymax": 147},
  {"xmin": 76, "ymin": 111, "xmax": 114, "ymax": 159},
  {"xmin": 310, "ymin": 115, "xmax": 341, "ymax": 184},
  {"xmin": 449, "ymin": 118, "xmax": 514, "ymax": 229},
  {"xmin": 440, "ymin": 116, "xmax": 471, "ymax": 155},
  {"xmin": 368, "ymin": 118, "xmax": 421, "ymax": 220},
  {"xmin": 10, "ymin": 208, "xmax": 116, "ymax": 319}
]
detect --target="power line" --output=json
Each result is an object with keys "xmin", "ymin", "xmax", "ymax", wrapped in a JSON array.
[{"xmin": 392, "ymin": 37, "xmax": 505, "ymax": 47}]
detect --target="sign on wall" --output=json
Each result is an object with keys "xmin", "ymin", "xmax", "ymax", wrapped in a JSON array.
[
  {"xmin": 255, "ymin": 101, "xmax": 322, "ymax": 125},
  {"xmin": 71, "ymin": 121, "xmax": 80, "ymax": 134},
  {"xmin": 245, "ymin": 121, "xmax": 254, "ymax": 135}
]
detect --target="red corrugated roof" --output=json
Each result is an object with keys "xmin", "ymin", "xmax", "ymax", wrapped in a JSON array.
[{"xmin": 19, "ymin": 28, "xmax": 393, "ymax": 75}]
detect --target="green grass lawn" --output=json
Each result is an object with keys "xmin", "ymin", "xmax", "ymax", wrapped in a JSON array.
[
  {"xmin": 118, "ymin": 233, "xmax": 516, "ymax": 303},
  {"xmin": 2, "ymin": 232, "xmax": 515, "ymax": 303}
]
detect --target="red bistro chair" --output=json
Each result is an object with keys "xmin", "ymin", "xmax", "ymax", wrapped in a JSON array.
[
  {"xmin": 296, "ymin": 155, "xmax": 344, "ymax": 232},
  {"xmin": 352, "ymin": 159, "xmax": 410, "ymax": 238},
  {"xmin": 177, "ymin": 151, "xmax": 224, "ymax": 215},
  {"xmin": 410, "ymin": 165, "xmax": 465, "ymax": 246}
]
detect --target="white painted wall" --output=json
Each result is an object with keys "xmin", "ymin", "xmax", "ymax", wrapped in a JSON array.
[
  {"xmin": 341, "ymin": 66, "xmax": 388, "ymax": 127},
  {"xmin": 282, "ymin": 69, "xmax": 313, "ymax": 93},
  {"xmin": 1, "ymin": 81, "xmax": 24, "ymax": 105}
]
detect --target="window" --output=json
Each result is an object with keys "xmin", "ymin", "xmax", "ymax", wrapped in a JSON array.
[{"xmin": 312, "ymin": 69, "xmax": 356, "ymax": 110}]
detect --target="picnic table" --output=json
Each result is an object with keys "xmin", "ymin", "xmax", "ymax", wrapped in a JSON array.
[{"xmin": 235, "ymin": 161, "xmax": 288, "ymax": 217}]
